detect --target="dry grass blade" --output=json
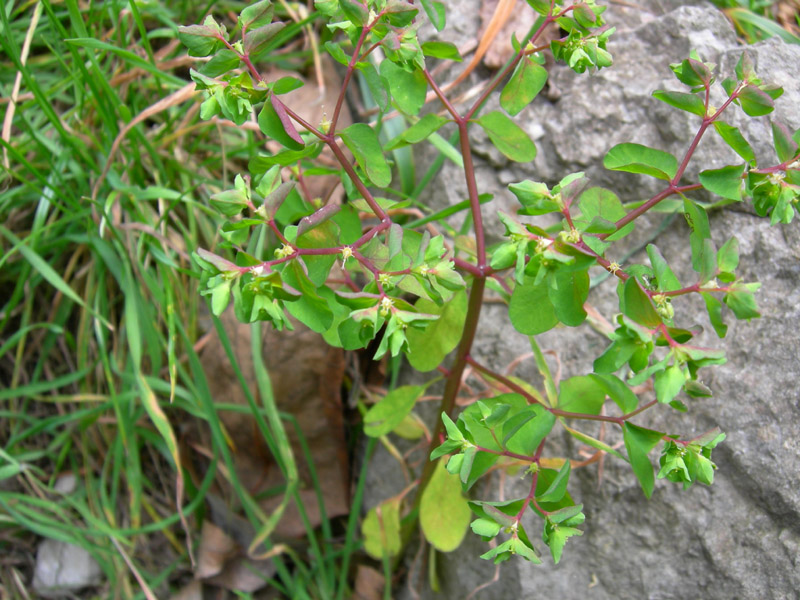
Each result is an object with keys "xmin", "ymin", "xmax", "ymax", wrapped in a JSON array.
[
  {"xmin": 110, "ymin": 537, "xmax": 159, "ymax": 600},
  {"xmin": 2, "ymin": 2, "xmax": 42, "ymax": 170},
  {"xmin": 92, "ymin": 83, "xmax": 198, "ymax": 202},
  {"xmin": 444, "ymin": 0, "xmax": 517, "ymax": 92}
]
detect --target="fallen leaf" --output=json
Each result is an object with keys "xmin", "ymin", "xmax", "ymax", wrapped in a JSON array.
[
  {"xmin": 206, "ymin": 554, "xmax": 276, "ymax": 593},
  {"xmin": 198, "ymin": 310, "xmax": 350, "ymax": 539},
  {"xmin": 478, "ymin": 0, "xmax": 537, "ymax": 69},
  {"xmin": 195, "ymin": 521, "xmax": 238, "ymax": 579},
  {"xmin": 169, "ymin": 580, "xmax": 203, "ymax": 600},
  {"xmin": 353, "ymin": 565, "xmax": 385, "ymax": 600}
]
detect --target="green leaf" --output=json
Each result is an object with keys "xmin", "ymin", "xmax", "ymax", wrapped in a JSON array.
[
  {"xmin": 500, "ymin": 57, "xmax": 548, "ymax": 116},
  {"xmin": 385, "ymin": 113, "xmax": 450, "ymax": 149},
  {"xmin": 199, "ymin": 49, "xmax": 241, "ymax": 77},
  {"xmin": 471, "ymin": 518, "xmax": 502, "ymax": 538},
  {"xmin": 359, "ymin": 62, "xmax": 389, "ymax": 113},
  {"xmin": 178, "ymin": 16, "xmax": 226, "ymax": 57},
  {"xmin": 339, "ymin": 123, "xmax": 392, "ymax": 187},
  {"xmin": 654, "ymin": 364, "xmax": 685, "ymax": 404},
  {"xmin": 420, "ymin": 0, "xmax": 446, "ymax": 31},
  {"xmin": 622, "ymin": 423, "xmax": 665, "ymax": 499},
  {"xmin": 713, "ymin": 122, "xmax": 755, "ymax": 165},
  {"xmin": 684, "ymin": 380, "xmax": 712, "ymax": 398},
  {"xmin": 509, "ymin": 277, "xmax": 558, "ymax": 335},
  {"xmin": 458, "ymin": 446, "xmax": 478, "ymax": 484},
  {"xmin": 589, "ymin": 374, "xmax": 638, "ymax": 414},
  {"xmin": 737, "ymin": 85, "xmax": 774, "ymax": 117},
  {"xmin": 249, "ymin": 144, "xmax": 322, "ymax": 172},
  {"xmin": 646, "ymin": 244, "xmax": 681, "ymax": 292},
  {"xmin": 652, "ymin": 90, "xmax": 706, "ymax": 117},
  {"xmin": 561, "ymin": 422, "xmax": 626, "ymax": 461},
  {"xmin": 511, "ymin": 535, "xmax": 542, "ymax": 563},
  {"xmin": 384, "ymin": 0, "xmax": 419, "ymax": 26},
  {"xmin": 772, "ymin": 121, "xmax": 799, "ymax": 163},
  {"xmin": 379, "ymin": 60, "xmax": 428, "ymax": 116},
  {"xmin": 296, "ymin": 204, "xmax": 340, "ymax": 238},
  {"xmin": 459, "ymin": 397, "xmax": 523, "ymax": 452},
  {"xmin": 701, "ymin": 292, "xmax": 728, "ymax": 338},
  {"xmin": 422, "ymin": 41, "xmax": 462, "ymax": 61},
  {"xmin": 542, "ymin": 521, "xmax": 582, "ymax": 564},
  {"xmin": 603, "ymin": 143, "xmax": 678, "ymax": 181},
  {"xmin": 364, "ymin": 385, "xmax": 425, "ymax": 437},
  {"xmin": 717, "ymin": 236, "xmax": 739, "ymax": 273},
  {"xmin": 621, "ymin": 277, "xmax": 661, "ymax": 327},
  {"xmin": 470, "ymin": 499, "xmax": 524, "ymax": 528},
  {"xmin": 210, "ymin": 279, "xmax": 233, "ymax": 316},
  {"xmin": 281, "ymin": 262, "xmax": 334, "ymax": 332},
  {"xmin": 195, "ymin": 248, "xmax": 240, "ymax": 274},
  {"xmin": 272, "ymin": 76, "xmax": 304, "ymax": 95},
  {"xmin": 475, "ymin": 111, "xmax": 537, "ymax": 162},
  {"xmin": 683, "ymin": 198, "xmax": 712, "ymax": 274},
  {"xmin": 244, "ymin": 22, "xmax": 285, "ymax": 56},
  {"xmin": 669, "ymin": 56, "xmax": 711, "ymax": 89},
  {"xmin": 724, "ymin": 283, "xmax": 761, "ymax": 320},
  {"xmin": 324, "ymin": 40, "xmax": 350, "ymax": 66},
  {"xmin": 537, "ymin": 461, "xmax": 571, "ymax": 503},
  {"xmin": 296, "ymin": 219, "xmax": 338, "ymax": 285},
  {"xmin": 362, "ymin": 497, "xmax": 402, "ymax": 559},
  {"xmin": 461, "ymin": 451, "xmax": 500, "ymax": 491},
  {"xmin": 502, "ymin": 405, "xmax": 556, "ymax": 456},
  {"xmin": 406, "ymin": 289, "xmax": 468, "ymax": 371},
  {"xmin": 258, "ymin": 95, "xmax": 304, "ymax": 150},
  {"xmin": 441, "ymin": 411, "xmax": 465, "ymax": 442},
  {"xmin": 592, "ymin": 339, "xmax": 637, "ymax": 374},
  {"xmin": 695, "ymin": 238, "xmax": 716, "ymax": 286},
  {"xmin": 548, "ymin": 270, "xmax": 589, "ymax": 327},
  {"xmin": 420, "ymin": 458, "xmax": 471, "ymax": 552},
  {"xmin": 511, "ymin": 180, "xmax": 561, "ymax": 216},
  {"xmin": 557, "ymin": 375, "xmax": 606, "ymax": 415},
  {"xmin": 547, "ymin": 504, "xmax": 584, "ymax": 524},
  {"xmin": 340, "ymin": 0, "xmax": 369, "ymax": 25},
  {"xmin": 240, "ymin": 0, "xmax": 274, "ymax": 29},
  {"xmin": 333, "ymin": 203, "xmax": 363, "ymax": 244},
  {"xmin": 430, "ymin": 439, "xmax": 462, "ymax": 460},
  {"xmin": 576, "ymin": 187, "xmax": 633, "ymax": 240},
  {"xmin": 699, "ymin": 164, "xmax": 745, "ymax": 201}
]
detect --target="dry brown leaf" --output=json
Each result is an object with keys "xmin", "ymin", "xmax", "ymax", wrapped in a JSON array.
[
  {"xmin": 169, "ymin": 579, "xmax": 203, "ymax": 600},
  {"xmin": 353, "ymin": 565, "xmax": 385, "ymax": 600},
  {"xmin": 195, "ymin": 521, "xmax": 239, "ymax": 579},
  {"xmin": 775, "ymin": 0, "xmax": 800, "ymax": 35},
  {"xmin": 197, "ymin": 309, "xmax": 349, "ymax": 539},
  {"xmin": 193, "ymin": 511, "xmax": 279, "ymax": 593},
  {"xmin": 478, "ymin": 0, "xmax": 537, "ymax": 68},
  {"xmin": 206, "ymin": 554, "xmax": 276, "ymax": 593}
]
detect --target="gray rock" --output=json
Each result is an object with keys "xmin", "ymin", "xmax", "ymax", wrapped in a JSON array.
[
  {"xmin": 384, "ymin": 2, "xmax": 800, "ymax": 599},
  {"xmin": 33, "ymin": 538, "xmax": 102, "ymax": 597}
]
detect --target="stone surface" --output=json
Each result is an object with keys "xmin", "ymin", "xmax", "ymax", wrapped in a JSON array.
[
  {"xmin": 33, "ymin": 539, "xmax": 102, "ymax": 597},
  {"xmin": 375, "ymin": 2, "xmax": 800, "ymax": 599}
]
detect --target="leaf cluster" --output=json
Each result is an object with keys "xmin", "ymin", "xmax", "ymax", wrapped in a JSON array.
[{"xmin": 176, "ymin": 0, "xmax": 799, "ymax": 576}]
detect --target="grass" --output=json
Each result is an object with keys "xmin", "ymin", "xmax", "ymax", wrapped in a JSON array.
[
  {"xmin": 710, "ymin": 0, "xmax": 800, "ymax": 43},
  {"xmin": 1, "ymin": 0, "xmax": 797, "ymax": 598},
  {"xmin": 0, "ymin": 1, "xmax": 368, "ymax": 597}
]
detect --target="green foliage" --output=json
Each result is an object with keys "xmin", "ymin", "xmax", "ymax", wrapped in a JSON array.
[
  {"xmin": 168, "ymin": 0, "xmax": 798, "ymax": 588},
  {"xmin": 476, "ymin": 111, "xmax": 537, "ymax": 162},
  {"xmin": 362, "ymin": 496, "xmax": 403, "ymax": 558},
  {"xmin": 420, "ymin": 458, "xmax": 472, "ymax": 552}
]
